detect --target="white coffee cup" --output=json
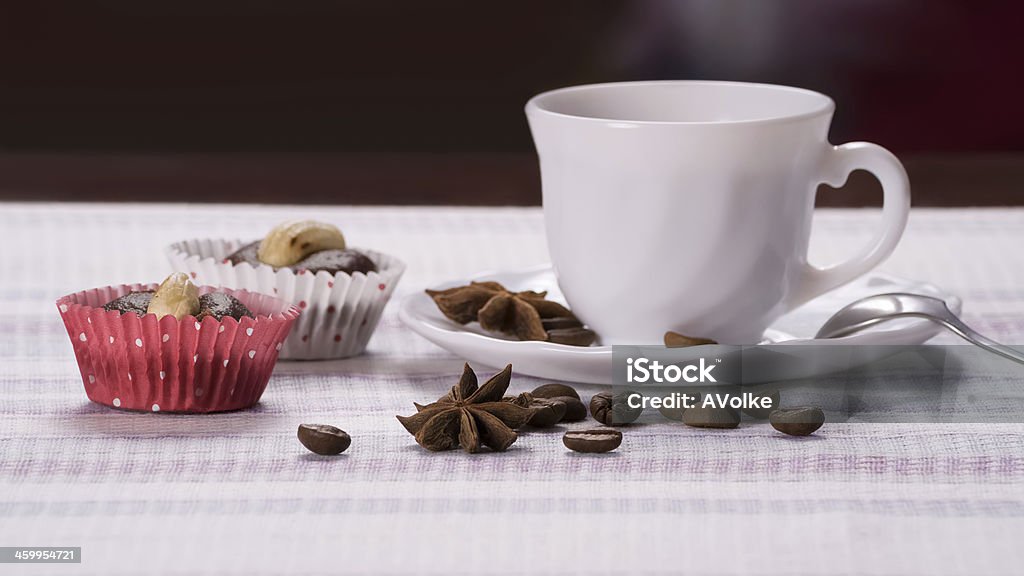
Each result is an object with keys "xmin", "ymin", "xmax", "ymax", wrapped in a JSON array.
[{"xmin": 526, "ymin": 80, "xmax": 910, "ymax": 345}]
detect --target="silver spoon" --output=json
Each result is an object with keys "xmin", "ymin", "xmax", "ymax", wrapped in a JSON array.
[{"xmin": 815, "ymin": 292, "xmax": 1024, "ymax": 365}]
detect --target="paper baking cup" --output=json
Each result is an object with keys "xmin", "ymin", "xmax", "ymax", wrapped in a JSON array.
[
  {"xmin": 166, "ymin": 239, "xmax": 405, "ymax": 360},
  {"xmin": 56, "ymin": 284, "xmax": 300, "ymax": 413}
]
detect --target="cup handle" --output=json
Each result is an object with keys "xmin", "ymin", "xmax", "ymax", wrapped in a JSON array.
[{"xmin": 786, "ymin": 142, "xmax": 911, "ymax": 310}]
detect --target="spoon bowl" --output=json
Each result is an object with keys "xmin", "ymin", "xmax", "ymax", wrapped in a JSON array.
[{"xmin": 816, "ymin": 292, "xmax": 1024, "ymax": 365}]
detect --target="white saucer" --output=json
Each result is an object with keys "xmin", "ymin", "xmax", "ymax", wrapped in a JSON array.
[{"xmin": 399, "ymin": 266, "xmax": 961, "ymax": 384}]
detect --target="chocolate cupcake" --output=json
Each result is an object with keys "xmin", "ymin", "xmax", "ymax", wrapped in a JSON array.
[
  {"xmin": 166, "ymin": 220, "xmax": 405, "ymax": 360},
  {"xmin": 226, "ymin": 240, "xmax": 377, "ymax": 276},
  {"xmin": 56, "ymin": 273, "xmax": 299, "ymax": 413}
]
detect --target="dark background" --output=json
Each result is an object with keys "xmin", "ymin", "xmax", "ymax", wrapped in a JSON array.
[{"xmin": 2, "ymin": 1, "xmax": 1022, "ymax": 205}]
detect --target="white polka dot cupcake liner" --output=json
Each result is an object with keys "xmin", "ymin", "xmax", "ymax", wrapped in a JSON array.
[
  {"xmin": 56, "ymin": 284, "xmax": 300, "ymax": 413},
  {"xmin": 165, "ymin": 239, "xmax": 405, "ymax": 360}
]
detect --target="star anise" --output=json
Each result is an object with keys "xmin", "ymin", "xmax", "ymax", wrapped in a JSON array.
[
  {"xmin": 426, "ymin": 281, "xmax": 596, "ymax": 345},
  {"xmin": 396, "ymin": 363, "xmax": 537, "ymax": 453}
]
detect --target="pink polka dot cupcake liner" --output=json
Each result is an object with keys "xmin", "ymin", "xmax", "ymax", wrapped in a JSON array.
[
  {"xmin": 166, "ymin": 239, "xmax": 405, "ymax": 360},
  {"xmin": 56, "ymin": 284, "xmax": 300, "ymax": 413}
]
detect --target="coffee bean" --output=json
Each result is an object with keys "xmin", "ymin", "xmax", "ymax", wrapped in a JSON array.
[
  {"xmin": 553, "ymin": 396, "xmax": 588, "ymax": 422},
  {"xmin": 531, "ymin": 383, "xmax": 580, "ymax": 400},
  {"xmin": 658, "ymin": 405, "xmax": 686, "ymax": 421},
  {"xmin": 527, "ymin": 398, "xmax": 568, "ymax": 427},
  {"xmin": 682, "ymin": 405, "xmax": 740, "ymax": 429},
  {"xmin": 590, "ymin": 393, "xmax": 614, "ymax": 425},
  {"xmin": 657, "ymin": 391, "xmax": 701, "ymax": 421},
  {"xmin": 741, "ymin": 388, "xmax": 780, "ymax": 420},
  {"xmin": 297, "ymin": 424, "xmax": 351, "ymax": 455},
  {"xmin": 590, "ymin": 391, "xmax": 642, "ymax": 426},
  {"xmin": 770, "ymin": 407, "xmax": 825, "ymax": 436},
  {"xmin": 563, "ymin": 429, "xmax": 623, "ymax": 453}
]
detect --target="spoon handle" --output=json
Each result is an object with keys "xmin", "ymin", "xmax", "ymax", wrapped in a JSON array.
[{"xmin": 936, "ymin": 312, "xmax": 1024, "ymax": 365}]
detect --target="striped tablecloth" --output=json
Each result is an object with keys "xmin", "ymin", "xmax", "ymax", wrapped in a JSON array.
[{"xmin": 2, "ymin": 203, "xmax": 1023, "ymax": 576}]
